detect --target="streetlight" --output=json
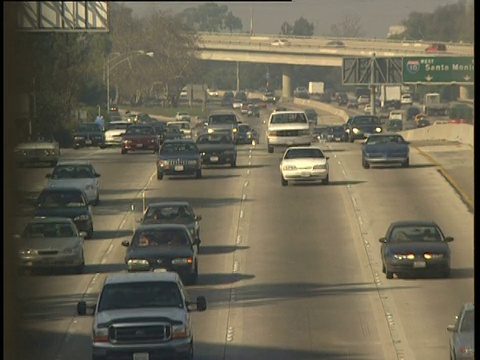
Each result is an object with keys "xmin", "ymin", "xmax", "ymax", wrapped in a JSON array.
[{"xmin": 106, "ymin": 50, "xmax": 154, "ymax": 112}]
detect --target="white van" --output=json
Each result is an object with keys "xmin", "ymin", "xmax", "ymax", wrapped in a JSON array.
[{"xmin": 266, "ymin": 111, "xmax": 311, "ymax": 153}]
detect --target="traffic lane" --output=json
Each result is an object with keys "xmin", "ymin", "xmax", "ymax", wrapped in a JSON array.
[
  {"xmin": 50, "ymin": 144, "xmax": 256, "ymax": 360},
  {"xmin": 411, "ymin": 141, "xmax": 474, "ymax": 211},
  {"xmin": 16, "ymin": 146, "xmax": 159, "ymax": 360},
  {"xmin": 217, "ymin": 144, "xmax": 397, "ymax": 359},
  {"xmin": 331, "ymin": 140, "xmax": 474, "ymax": 359}
]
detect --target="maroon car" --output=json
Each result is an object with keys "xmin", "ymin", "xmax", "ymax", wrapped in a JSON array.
[{"xmin": 121, "ymin": 125, "xmax": 160, "ymax": 154}]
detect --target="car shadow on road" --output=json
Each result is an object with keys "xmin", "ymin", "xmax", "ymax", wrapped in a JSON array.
[
  {"xmin": 368, "ymin": 163, "xmax": 436, "ymax": 170},
  {"xmin": 199, "ymin": 245, "xmax": 250, "ymax": 255},
  {"xmin": 195, "ymin": 272, "xmax": 255, "ymax": 286},
  {"xmin": 290, "ymin": 180, "xmax": 366, "ymax": 187}
]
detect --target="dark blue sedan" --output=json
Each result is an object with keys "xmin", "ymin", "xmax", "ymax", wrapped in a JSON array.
[
  {"xmin": 156, "ymin": 140, "xmax": 202, "ymax": 180},
  {"xmin": 362, "ymin": 133, "xmax": 410, "ymax": 169}
]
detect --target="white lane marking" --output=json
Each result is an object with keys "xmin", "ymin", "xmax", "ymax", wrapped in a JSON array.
[
  {"xmin": 236, "ymin": 235, "xmax": 242, "ymax": 244},
  {"xmin": 240, "ymin": 210, "xmax": 244, "ymax": 219},
  {"xmin": 233, "ymin": 260, "xmax": 239, "ymax": 273},
  {"xmin": 244, "ymin": 180, "xmax": 249, "ymax": 187},
  {"xmin": 242, "ymin": 194, "xmax": 246, "ymax": 200},
  {"xmin": 342, "ymin": 169, "xmax": 347, "ymax": 177},
  {"xmin": 226, "ymin": 327, "xmax": 235, "ymax": 342},
  {"xmin": 247, "ymin": 170, "xmax": 250, "ymax": 175}
]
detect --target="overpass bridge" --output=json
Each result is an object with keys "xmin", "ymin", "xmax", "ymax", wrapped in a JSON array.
[{"xmin": 196, "ymin": 32, "xmax": 474, "ymax": 99}]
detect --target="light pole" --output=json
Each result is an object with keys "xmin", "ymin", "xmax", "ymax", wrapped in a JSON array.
[{"xmin": 106, "ymin": 50, "xmax": 154, "ymax": 112}]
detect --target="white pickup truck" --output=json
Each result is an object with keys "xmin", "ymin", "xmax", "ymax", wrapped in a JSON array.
[{"xmin": 266, "ymin": 111, "xmax": 311, "ymax": 153}]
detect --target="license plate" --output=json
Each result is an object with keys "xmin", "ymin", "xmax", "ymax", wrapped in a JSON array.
[
  {"xmin": 301, "ymin": 172, "xmax": 310, "ymax": 177},
  {"xmin": 43, "ymin": 258, "xmax": 56, "ymax": 264},
  {"xmin": 174, "ymin": 165, "xmax": 184, "ymax": 171},
  {"xmin": 413, "ymin": 261, "xmax": 426, "ymax": 268},
  {"xmin": 85, "ymin": 140, "xmax": 92, "ymax": 145},
  {"xmin": 210, "ymin": 156, "xmax": 219, "ymax": 162},
  {"xmin": 136, "ymin": 143, "xmax": 143, "ymax": 147},
  {"xmin": 133, "ymin": 353, "xmax": 149, "ymax": 360}
]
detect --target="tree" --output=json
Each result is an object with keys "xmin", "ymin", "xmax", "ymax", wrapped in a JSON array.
[
  {"xmin": 292, "ymin": 17, "xmax": 314, "ymax": 36},
  {"xmin": 329, "ymin": 13, "xmax": 365, "ymax": 38},
  {"xmin": 280, "ymin": 21, "xmax": 293, "ymax": 35},
  {"xmin": 180, "ymin": 3, "xmax": 242, "ymax": 32}
]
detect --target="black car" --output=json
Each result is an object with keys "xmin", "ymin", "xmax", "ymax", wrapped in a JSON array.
[
  {"xmin": 121, "ymin": 224, "xmax": 200, "ymax": 285},
  {"xmin": 236, "ymin": 124, "xmax": 260, "ymax": 145},
  {"xmin": 33, "ymin": 187, "xmax": 94, "ymax": 239},
  {"xmin": 326, "ymin": 125, "xmax": 345, "ymax": 142},
  {"xmin": 379, "ymin": 220, "xmax": 454, "ymax": 279},
  {"xmin": 72, "ymin": 123, "xmax": 106, "ymax": 149},
  {"xmin": 304, "ymin": 108, "xmax": 318, "ymax": 125},
  {"xmin": 156, "ymin": 139, "xmax": 202, "ymax": 180},
  {"xmin": 196, "ymin": 133, "xmax": 237, "ymax": 167},
  {"xmin": 417, "ymin": 119, "xmax": 431, "ymax": 128},
  {"xmin": 336, "ymin": 92, "xmax": 348, "ymax": 105},
  {"xmin": 139, "ymin": 201, "xmax": 202, "ymax": 249},
  {"xmin": 386, "ymin": 119, "xmax": 403, "ymax": 132},
  {"xmin": 344, "ymin": 115, "xmax": 383, "ymax": 142},
  {"xmin": 263, "ymin": 91, "xmax": 277, "ymax": 103}
]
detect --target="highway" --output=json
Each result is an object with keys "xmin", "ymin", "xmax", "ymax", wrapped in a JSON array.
[{"xmin": 14, "ymin": 103, "xmax": 473, "ymax": 360}]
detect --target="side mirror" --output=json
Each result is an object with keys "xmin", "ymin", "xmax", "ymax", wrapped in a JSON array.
[
  {"xmin": 378, "ymin": 237, "xmax": 387, "ymax": 243},
  {"xmin": 79, "ymin": 231, "xmax": 88, "ymax": 238},
  {"xmin": 121, "ymin": 240, "xmax": 130, "ymax": 247},
  {"xmin": 45, "ymin": 174, "xmax": 52, "ymax": 179},
  {"xmin": 193, "ymin": 238, "xmax": 201, "ymax": 245},
  {"xmin": 444, "ymin": 236, "xmax": 454, "ymax": 242},
  {"xmin": 95, "ymin": 173, "xmax": 101, "ymax": 177},
  {"xmin": 195, "ymin": 215, "xmax": 202, "ymax": 221},
  {"xmin": 446, "ymin": 324, "xmax": 456, "ymax": 333},
  {"xmin": 326, "ymin": 157, "xmax": 330, "ymax": 160}
]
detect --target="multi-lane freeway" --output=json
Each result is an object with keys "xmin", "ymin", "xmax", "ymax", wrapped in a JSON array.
[{"xmin": 13, "ymin": 103, "xmax": 473, "ymax": 360}]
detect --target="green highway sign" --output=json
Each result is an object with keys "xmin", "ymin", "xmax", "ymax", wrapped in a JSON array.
[{"xmin": 403, "ymin": 56, "xmax": 474, "ymax": 84}]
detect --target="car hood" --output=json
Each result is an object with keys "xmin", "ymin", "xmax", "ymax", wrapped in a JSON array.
[
  {"xmin": 96, "ymin": 308, "xmax": 186, "ymax": 327},
  {"xmin": 197, "ymin": 144, "xmax": 236, "ymax": 152},
  {"xmin": 15, "ymin": 142, "xmax": 58, "ymax": 150},
  {"xmin": 268, "ymin": 123, "xmax": 310, "ymax": 130},
  {"xmin": 385, "ymin": 242, "xmax": 450, "ymax": 253},
  {"xmin": 159, "ymin": 152, "xmax": 200, "ymax": 160},
  {"xmin": 142, "ymin": 219, "xmax": 194, "ymax": 228},
  {"xmin": 126, "ymin": 246, "xmax": 194, "ymax": 260},
  {"xmin": 34, "ymin": 206, "xmax": 89, "ymax": 218},
  {"xmin": 20, "ymin": 237, "xmax": 82, "ymax": 251},
  {"xmin": 47, "ymin": 179, "xmax": 94, "ymax": 190}
]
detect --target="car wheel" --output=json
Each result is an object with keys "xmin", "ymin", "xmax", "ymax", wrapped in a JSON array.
[
  {"xmin": 281, "ymin": 175, "xmax": 288, "ymax": 187},
  {"xmin": 322, "ymin": 174, "xmax": 329, "ymax": 184},
  {"xmin": 402, "ymin": 158, "xmax": 409, "ymax": 168},
  {"xmin": 86, "ymin": 226, "xmax": 93, "ymax": 239},
  {"xmin": 268, "ymin": 145, "xmax": 274, "ymax": 153},
  {"xmin": 187, "ymin": 262, "xmax": 198, "ymax": 285},
  {"xmin": 121, "ymin": 149, "xmax": 127, "ymax": 154},
  {"xmin": 386, "ymin": 270, "xmax": 394, "ymax": 279},
  {"xmin": 157, "ymin": 171, "xmax": 163, "ymax": 180},
  {"xmin": 196, "ymin": 169, "xmax": 202, "ymax": 179},
  {"xmin": 362, "ymin": 157, "xmax": 370, "ymax": 169}
]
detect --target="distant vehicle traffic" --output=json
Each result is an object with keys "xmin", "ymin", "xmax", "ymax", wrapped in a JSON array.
[
  {"xmin": 326, "ymin": 40, "xmax": 345, "ymax": 47},
  {"xmin": 271, "ymin": 39, "xmax": 289, "ymax": 46},
  {"xmin": 344, "ymin": 115, "xmax": 383, "ymax": 142},
  {"xmin": 121, "ymin": 125, "xmax": 160, "ymax": 154},
  {"xmin": 425, "ymin": 42, "xmax": 447, "ymax": 52}
]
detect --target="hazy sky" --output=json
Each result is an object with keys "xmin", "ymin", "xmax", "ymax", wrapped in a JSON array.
[{"xmin": 122, "ymin": 0, "xmax": 467, "ymax": 38}]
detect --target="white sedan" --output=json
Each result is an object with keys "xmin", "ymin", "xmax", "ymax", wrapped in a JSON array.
[
  {"xmin": 271, "ymin": 39, "xmax": 289, "ymax": 46},
  {"xmin": 46, "ymin": 160, "xmax": 101, "ymax": 205},
  {"xmin": 279, "ymin": 146, "xmax": 329, "ymax": 186}
]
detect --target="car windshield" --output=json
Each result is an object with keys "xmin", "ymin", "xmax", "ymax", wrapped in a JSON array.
[
  {"xmin": 284, "ymin": 148, "xmax": 325, "ymax": 159},
  {"xmin": 51, "ymin": 165, "xmax": 95, "ymax": 179},
  {"xmin": 160, "ymin": 142, "xmax": 197, "ymax": 153},
  {"xmin": 76, "ymin": 123, "xmax": 101, "ymax": 132},
  {"xmin": 37, "ymin": 192, "xmax": 86, "ymax": 208},
  {"xmin": 132, "ymin": 228, "xmax": 190, "ymax": 247},
  {"xmin": 125, "ymin": 127, "xmax": 154, "ymax": 135},
  {"xmin": 238, "ymin": 126, "xmax": 251, "ymax": 134},
  {"xmin": 352, "ymin": 116, "xmax": 381, "ymax": 125},
  {"xmin": 209, "ymin": 115, "xmax": 237, "ymax": 124},
  {"xmin": 459, "ymin": 309, "xmax": 475, "ymax": 332},
  {"xmin": 97, "ymin": 281, "xmax": 184, "ymax": 311},
  {"xmin": 329, "ymin": 126, "xmax": 344, "ymax": 132},
  {"xmin": 22, "ymin": 222, "xmax": 76, "ymax": 238},
  {"xmin": 144, "ymin": 205, "xmax": 194, "ymax": 222},
  {"xmin": 170, "ymin": 123, "xmax": 189, "ymax": 130},
  {"xmin": 389, "ymin": 226, "xmax": 443, "ymax": 242},
  {"xmin": 197, "ymin": 135, "xmax": 232, "ymax": 144},
  {"xmin": 366, "ymin": 135, "xmax": 404, "ymax": 145},
  {"xmin": 270, "ymin": 113, "xmax": 307, "ymax": 124}
]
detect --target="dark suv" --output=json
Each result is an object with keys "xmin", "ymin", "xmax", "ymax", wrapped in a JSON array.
[{"xmin": 344, "ymin": 115, "xmax": 383, "ymax": 142}]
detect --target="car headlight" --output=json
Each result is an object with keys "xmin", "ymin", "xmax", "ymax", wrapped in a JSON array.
[
  {"xmin": 393, "ymin": 253, "xmax": 415, "ymax": 260},
  {"xmin": 459, "ymin": 346, "xmax": 474, "ymax": 355},
  {"xmin": 345, "ymin": 128, "xmax": 350, "ymax": 133},
  {"xmin": 158, "ymin": 160, "xmax": 168, "ymax": 167},
  {"xmin": 171, "ymin": 257, "xmax": 193, "ymax": 265},
  {"xmin": 282, "ymin": 165, "xmax": 297, "ymax": 170},
  {"xmin": 207, "ymin": 128, "xmax": 214, "ymax": 134},
  {"xmin": 74, "ymin": 136, "xmax": 84, "ymax": 140},
  {"xmin": 375, "ymin": 127, "xmax": 382, "ymax": 132},
  {"xmin": 73, "ymin": 214, "xmax": 90, "ymax": 221},
  {"xmin": 313, "ymin": 164, "xmax": 327, "ymax": 169},
  {"xmin": 19, "ymin": 248, "xmax": 38, "ymax": 256},
  {"xmin": 424, "ymin": 253, "xmax": 445, "ymax": 259},
  {"xmin": 172, "ymin": 324, "xmax": 188, "ymax": 339},
  {"xmin": 352, "ymin": 128, "xmax": 360, "ymax": 134},
  {"xmin": 232, "ymin": 128, "xmax": 238, "ymax": 133},
  {"xmin": 150, "ymin": 139, "xmax": 156, "ymax": 143}
]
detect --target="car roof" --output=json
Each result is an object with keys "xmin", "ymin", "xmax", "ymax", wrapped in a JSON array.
[
  {"xmin": 390, "ymin": 220, "xmax": 439, "ymax": 227},
  {"xmin": 135, "ymin": 223, "xmax": 190, "ymax": 231},
  {"xmin": 147, "ymin": 201, "xmax": 191, "ymax": 208},
  {"xmin": 271, "ymin": 111, "xmax": 306, "ymax": 114},
  {"xmin": 55, "ymin": 160, "xmax": 92, "ymax": 166},
  {"xmin": 162, "ymin": 139, "xmax": 196, "ymax": 144},
  {"xmin": 104, "ymin": 270, "xmax": 180, "ymax": 285},
  {"xmin": 30, "ymin": 217, "xmax": 76, "ymax": 224}
]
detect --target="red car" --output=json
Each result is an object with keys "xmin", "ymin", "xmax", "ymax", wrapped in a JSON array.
[
  {"xmin": 425, "ymin": 43, "xmax": 447, "ymax": 52},
  {"xmin": 121, "ymin": 125, "xmax": 160, "ymax": 154}
]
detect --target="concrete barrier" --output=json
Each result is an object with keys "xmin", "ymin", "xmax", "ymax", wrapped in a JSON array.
[{"xmin": 292, "ymin": 97, "xmax": 474, "ymax": 147}]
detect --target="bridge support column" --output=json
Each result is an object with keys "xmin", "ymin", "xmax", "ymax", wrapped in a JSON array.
[
  {"xmin": 459, "ymin": 85, "xmax": 472, "ymax": 101},
  {"xmin": 282, "ymin": 65, "xmax": 294, "ymax": 99}
]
